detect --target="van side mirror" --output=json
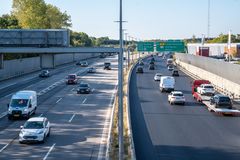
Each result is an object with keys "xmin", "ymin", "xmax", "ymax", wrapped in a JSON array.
[
  {"xmin": 29, "ymin": 104, "xmax": 32, "ymax": 108},
  {"xmin": 20, "ymin": 126, "xmax": 23, "ymax": 129},
  {"xmin": 7, "ymin": 104, "xmax": 9, "ymax": 108}
]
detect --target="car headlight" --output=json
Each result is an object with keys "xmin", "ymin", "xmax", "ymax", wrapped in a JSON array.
[
  {"xmin": 24, "ymin": 108, "xmax": 28, "ymax": 112},
  {"xmin": 38, "ymin": 130, "xmax": 44, "ymax": 134}
]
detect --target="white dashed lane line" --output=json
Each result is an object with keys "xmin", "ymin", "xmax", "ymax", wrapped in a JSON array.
[
  {"xmin": 68, "ymin": 114, "xmax": 75, "ymax": 123},
  {"xmin": 43, "ymin": 143, "xmax": 56, "ymax": 160},
  {"xmin": 56, "ymin": 98, "xmax": 62, "ymax": 104}
]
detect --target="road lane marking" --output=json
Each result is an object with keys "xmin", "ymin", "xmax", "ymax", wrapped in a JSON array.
[
  {"xmin": 82, "ymin": 98, "xmax": 87, "ymax": 104},
  {"xmin": 0, "ymin": 83, "xmax": 17, "ymax": 90},
  {"xmin": 97, "ymin": 85, "xmax": 117, "ymax": 160},
  {"xmin": 68, "ymin": 114, "xmax": 75, "ymax": 123},
  {"xmin": 0, "ymin": 143, "xmax": 9, "ymax": 153},
  {"xmin": 4, "ymin": 93, "xmax": 12, "ymax": 98},
  {"xmin": 0, "ymin": 111, "xmax": 8, "ymax": 119},
  {"xmin": 39, "ymin": 114, "xmax": 43, "ymax": 117},
  {"xmin": 71, "ymin": 88, "xmax": 75, "ymax": 91},
  {"xmin": 43, "ymin": 143, "xmax": 56, "ymax": 160},
  {"xmin": 56, "ymin": 98, "xmax": 62, "ymax": 104}
]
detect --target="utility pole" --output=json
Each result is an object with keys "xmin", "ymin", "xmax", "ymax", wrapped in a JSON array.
[
  {"xmin": 125, "ymin": 32, "xmax": 128, "ymax": 69},
  {"xmin": 118, "ymin": 0, "xmax": 124, "ymax": 159},
  {"xmin": 207, "ymin": 0, "xmax": 210, "ymax": 38}
]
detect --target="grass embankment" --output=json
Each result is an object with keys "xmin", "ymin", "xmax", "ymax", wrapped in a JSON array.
[{"xmin": 109, "ymin": 56, "xmax": 139, "ymax": 159}]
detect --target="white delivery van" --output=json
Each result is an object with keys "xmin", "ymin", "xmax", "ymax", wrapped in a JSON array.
[
  {"xmin": 8, "ymin": 90, "xmax": 37, "ymax": 119},
  {"xmin": 167, "ymin": 58, "xmax": 174, "ymax": 66},
  {"xmin": 159, "ymin": 76, "xmax": 175, "ymax": 92}
]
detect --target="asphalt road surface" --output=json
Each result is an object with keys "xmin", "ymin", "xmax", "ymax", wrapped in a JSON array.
[
  {"xmin": 130, "ymin": 55, "xmax": 240, "ymax": 160},
  {"xmin": 0, "ymin": 55, "xmax": 118, "ymax": 160}
]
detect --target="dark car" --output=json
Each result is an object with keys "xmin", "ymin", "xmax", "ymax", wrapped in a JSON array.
[
  {"xmin": 80, "ymin": 61, "xmax": 88, "ymax": 67},
  {"xmin": 149, "ymin": 61, "xmax": 154, "ymax": 65},
  {"xmin": 100, "ymin": 53, "xmax": 106, "ymax": 58},
  {"xmin": 104, "ymin": 62, "xmax": 111, "ymax": 70},
  {"xmin": 77, "ymin": 83, "xmax": 91, "ymax": 94},
  {"xmin": 39, "ymin": 70, "xmax": 50, "ymax": 77},
  {"xmin": 149, "ymin": 64, "xmax": 155, "ymax": 70},
  {"xmin": 210, "ymin": 94, "xmax": 232, "ymax": 109},
  {"xmin": 66, "ymin": 74, "xmax": 78, "ymax": 84},
  {"xmin": 172, "ymin": 70, "xmax": 179, "ymax": 76},
  {"xmin": 136, "ymin": 66, "xmax": 143, "ymax": 73},
  {"xmin": 151, "ymin": 57, "xmax": 155, "ymax": 62}
]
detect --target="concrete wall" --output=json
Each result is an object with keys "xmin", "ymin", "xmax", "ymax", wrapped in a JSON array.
[
  {"xmin": 0, "ymin": 57, "xmax": 41, "ymax": 80},
  {"xmin": 175, "ymin": 53, "xmax": 240, "ymax": 98},
  {"xmin": 0, "ymin": 53, "xmax": 100, "ymax": 81}
]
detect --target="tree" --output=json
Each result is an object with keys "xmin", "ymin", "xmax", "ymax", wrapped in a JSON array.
[
  {"xmin": 70, "ymin": 31, "xmax": 93, "ymax": 47},
  {"xmin": 207, "ymin": 34, "xmax": 240, "ymax": 43},
  {"xmin": 0, "ymin": 14, "xmax": 21, "ymax": 29},
  {"xmin": 12, "ymin": 0, "xmax": 71, "ymax": 29},
  {"xmin": 46, "ymin": 4, "xmax": 71, "ymax": 28}
]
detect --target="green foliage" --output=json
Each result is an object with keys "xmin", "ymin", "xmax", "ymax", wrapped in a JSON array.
[
  {"xmin": 0, "ymin": 14, "xmax": 21, "ymax": 29},
  {"xmin": 207, "ymin": 34, "xmax": 240, "ymax": 43},
  {"xmin": 12, "ymin": 0, "xmax": 71, "ymax": 29},
  {"xmin": 70, "ymin": 31, "xmax": 93, "ymax": 47}
]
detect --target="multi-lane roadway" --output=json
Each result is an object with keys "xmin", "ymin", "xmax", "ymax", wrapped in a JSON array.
[
  {"xmin": 0, "ymin": 55, "xmax": 117, "ymax": 160},
  {"xmin": 130, "ymin": 55, "xmax": 240, "ymax": 160}
]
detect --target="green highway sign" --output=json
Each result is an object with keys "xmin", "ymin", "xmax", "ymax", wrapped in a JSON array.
[
  {"xmin": 156, "ymin": 40, "xmax": 185, "ymax": 52},
  {"xmin": 137, "ymin": 42, "xmax": 154, "ymax": 52}
]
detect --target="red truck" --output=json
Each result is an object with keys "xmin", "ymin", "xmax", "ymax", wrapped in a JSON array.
[
  {"xmin": 192, "ymin": 80, "xmax": 240, "ymax": 116},
  {"xmin": 192, "ymin": 80, "xmax": 211, "ymax": 102}
]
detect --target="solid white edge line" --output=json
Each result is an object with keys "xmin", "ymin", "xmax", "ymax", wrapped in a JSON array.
[
  {"xmin": 82, "ymin": 98, "xmax": 87, "ymax": 104},
  {"xmin": 56, "ymin": 98, "xmax": 62, "ymax": 104},
  {"xmin": 43, "ymin": 143, "xmax": 56, "ymax": 160},
  {"xmin": 39, "ymin": 114, "xmax": 43, "ymax": 117},
  {"xmin": 0, "ymin": 82, "xmax": 17, "ymax": 90},
  {"xmin": 97, "ymin": 84, "xmax": 117, "ymax": 160},
  {"xmin": 68, "ymin": 114, "xmax": 75, "ymax": 123},
  {"xmin": 0, "ymin": 143, "xmax": 9, "ymax": 153},
  {"xmin": 0, "ymin": 111, "xmax": 8, "ymax": 119}
]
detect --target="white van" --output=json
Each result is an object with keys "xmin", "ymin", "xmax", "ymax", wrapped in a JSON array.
[
  {"xmin": 8, "ymin": 90, "xmax": 37, "ymax": 119},
  {"xmin": 159, "ymin": 76, "xmax": 175, "ymax": 92}
]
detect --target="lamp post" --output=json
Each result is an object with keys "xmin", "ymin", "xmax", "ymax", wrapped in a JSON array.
[{"xmin": 118, "ymin": 0, "xmax": 124, "ymax": 159}]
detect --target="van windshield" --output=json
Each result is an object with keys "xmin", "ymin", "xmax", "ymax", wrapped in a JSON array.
[{"xmin": 11, "ymin": 99, "xmax": 28, "ymax": 107}]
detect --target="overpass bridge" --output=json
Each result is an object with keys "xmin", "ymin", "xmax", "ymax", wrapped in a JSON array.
[{"xmin": 0, "ymin": 47, "xmax": 119, "ymax": 68}]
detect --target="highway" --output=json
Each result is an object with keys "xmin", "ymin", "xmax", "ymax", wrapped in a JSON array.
[
  {"xmin": 130, "ymin": 55, "xmax": 240, "ymax": 160},
  {"xmin": 0, "ymin": 55, "xmax": 117, "ymax": 159}
]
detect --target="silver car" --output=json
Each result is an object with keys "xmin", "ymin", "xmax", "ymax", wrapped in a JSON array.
[{"xmin": 19, "ymin": 117, "xmax": 50, "ymax": 143}]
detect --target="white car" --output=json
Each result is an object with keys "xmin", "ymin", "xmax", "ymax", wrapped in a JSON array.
[
  {"xmin": 19, "ymin": 117, "xmax": 50, "ymax": 144},
  {"xmin": 167, "ymin": 65, "xmax": 174, "ymax": 71},
  {"xmin": 87, "ymin": 67, "xmax": 96, "ymax": 73},
  {"xmin": 197, "ymin": 84, "xmax": 215, "ymax": 95},
  {"xmin": 168, "ymin": 91, "xmax": 185, "ymax": 105},
  {"xmin": 154, "ymin": 73, "xmax": 162, "ymax": 81}
]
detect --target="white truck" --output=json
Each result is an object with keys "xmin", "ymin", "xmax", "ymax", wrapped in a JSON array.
[
  {"xmin": 8, "ymin": 90, "xmax": 37, "ymax": 119},
  {"xmin": 159, "ymin": 76, "xmax": 175, "ymax": 92}
]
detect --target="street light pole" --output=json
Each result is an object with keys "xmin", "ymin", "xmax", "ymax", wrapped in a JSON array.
[{"xmin": 118, "ymin": 0, "xmax": 124, "ymax": 159}]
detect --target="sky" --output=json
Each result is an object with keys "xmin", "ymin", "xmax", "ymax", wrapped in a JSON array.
[{"xmin": 1, "ymin": 0, "xmax": 240, "ymax": 40}]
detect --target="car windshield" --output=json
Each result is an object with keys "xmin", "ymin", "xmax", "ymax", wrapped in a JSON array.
[
  {"xmin": 173, "ymin": 71, "xmax": 178, "ymax": 73},
  {"xmin": 80, "ymin": 84, "xmax": 88, "ymax": 87},
  {"xmin": 24, "ymin": 121, "xmax": 44, "ymax": 129},
  {"xmin": 68, "ymin": 75, "xmax": 76, "ymax": 79},
  {"xmin": 204, "ymin": 86, "xmax": 213, "ymax": 89},
  {"xmin": 173, "ymin": 93, "xmax": 183, "ymax": 96},
  {"xmin": 219, "ymin": 97, "xmax": 231, "ymax": 103},
  {"xmin": 10, "ymin": 99, "xmax": 28, "ymax": 107},
  {"xmin": 42, "ymin": 70, "xmax": 48, "ymax": 73}
]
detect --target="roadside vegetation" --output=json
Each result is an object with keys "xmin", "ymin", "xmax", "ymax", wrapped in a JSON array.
[{"xmin": 0, "ymin": 0, "xmax": 122, "ymax": 60}]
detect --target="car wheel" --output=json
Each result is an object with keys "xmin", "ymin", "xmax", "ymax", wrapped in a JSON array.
[
  {"xmin": 47, "ymin": 128, "xmax": 51, "ymax": 137},
  {"xmin": 26, "ymin": 113, "xmax": 30, "ymax": 119},
  {"xmin": 33, "ymin": 108, "xmax": 37, "ymax": 115},
  {"xmin": 40, "ymin": 136, "xmax": 45, "ymax": 144},
  {"xmin": 182, "ymin": 102, "xmax": 185, "ymax": 105},
  {"xmin": 19, "ymin": 141, "xmax": 24, "ymax": 144},
  {"xmin": 170, "ymin": 101, "xmax": 172, "ymax": 105},
  {"xmin": 8, "ymin": 115, "xmax": 12, "ymax": 120}
]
